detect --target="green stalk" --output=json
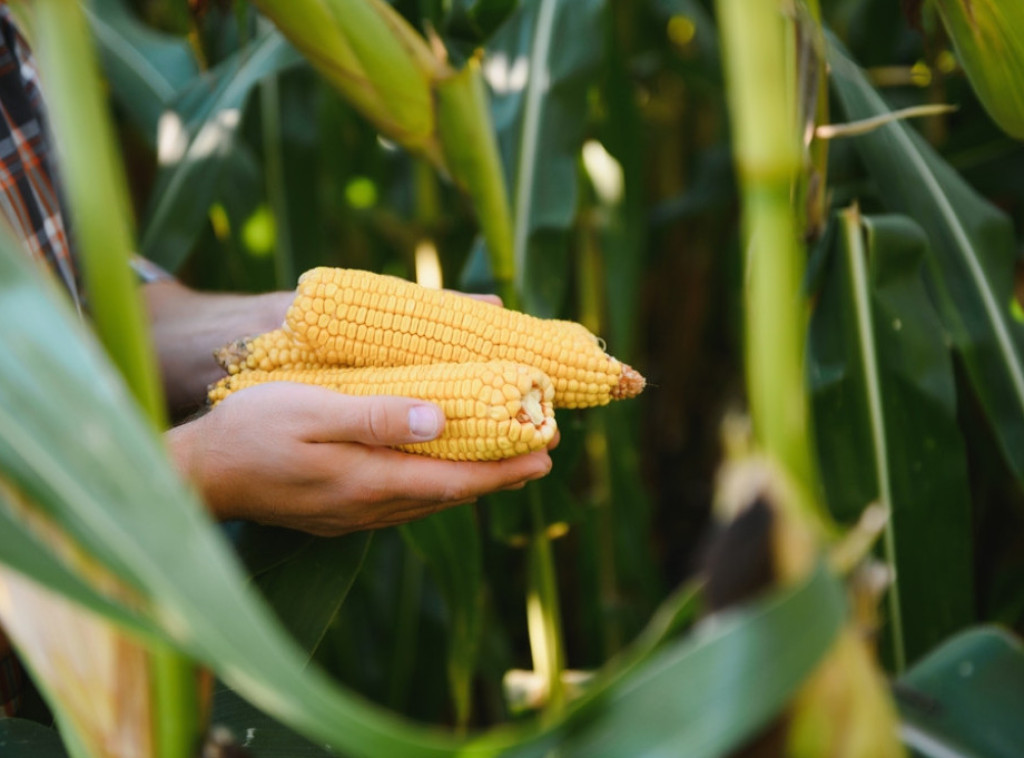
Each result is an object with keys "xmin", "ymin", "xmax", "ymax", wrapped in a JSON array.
[
  {"xmin": 260, "ymin": 70, "xmax": 295, "ymax": 289},
  {"xmin": 435, "ymin": 59, "xmax": 516, "ymax": 304},
  {"xmin": 577, "ymin": 210, "xmax": 622, "ymax": 657},
  {"xmin": 526, "ymin": 488, "xmax": 566, "ymax": 716},
  {"xmin": 839, "ymin": 207, "xmax": 906, "ymax": 672},
  {"xmin": 28, "ymin": 1, "xmax": 200, "ymax": 755},
  {"xmin": 433, "ymin": 41, "xmax": 563, "ymax": 711},
  {"xmin": 716, "ymin": 0, "xmax": 821, "ymax": 517}
]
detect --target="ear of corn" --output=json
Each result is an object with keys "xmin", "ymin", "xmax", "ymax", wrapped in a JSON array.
[
  {"xmin": 214, "ymin": 327, "xmax": 322, "ymax": 374},
  {"xmin": 209, "ymin": 361, "xmax": 557, "ymax": 461},
  {"xmin": 265, "ymin": 267, "xmax": 645, "ymax": 409},
  {"xmin": 250, "ymin": 0, "xmax": 450, "ymax": 166},
  {"xmin": 933, "ymin": 0, "xmax": 1024, "ymax": 140}
]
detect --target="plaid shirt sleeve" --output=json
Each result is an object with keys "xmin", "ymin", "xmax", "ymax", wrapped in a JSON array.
[{"xmin": 0, "ymin": 4, "xmax": 82, "ymax": 312}]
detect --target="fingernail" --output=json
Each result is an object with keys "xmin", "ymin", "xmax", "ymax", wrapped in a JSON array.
[{"xmin": 408, "ymin": 405, "xmax": 441, "ymax": 439}]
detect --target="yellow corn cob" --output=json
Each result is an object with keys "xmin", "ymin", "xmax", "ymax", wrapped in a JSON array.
[
  {"xmin": 279, "ymin": 267, "xmax": 645, "ymax": 409},
  {"xmin": 208, "ymin": 361, "xmax": 557, "ymax": 461},
  {"xmin": 214, "ymin": 328, "xmax": 322, "ymax": 374}
]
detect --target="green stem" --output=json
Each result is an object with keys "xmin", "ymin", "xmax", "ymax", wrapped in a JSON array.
[
  {"xmin": 435, "ymin": 59, "xmax": 516, "ymax": 304},
  {"xmin": 260, "ymin": 67, "xmax": 295, "ymax": 289},
  {"xmin": 577, "ymin": 210, "xmax": 622, "ymax": 657},
  {"xmin": 526, "ymin": 488, "xmax": 566, "ymax": 716},
  {"xmin": 29, "ymin": 1, "xmax": 200, "ymax": 755},
  {"xmin": 840, "ymin": 207, "xmax": 906, "ymax": 672},
  {"xmin": 716, "ymin": 0, "xmax": 822, "ymax": 518}
]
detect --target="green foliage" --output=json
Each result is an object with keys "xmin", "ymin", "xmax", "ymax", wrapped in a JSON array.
[{"xmin": 4, "ymin": 0, "xmax": 1024, "ymax": 755}]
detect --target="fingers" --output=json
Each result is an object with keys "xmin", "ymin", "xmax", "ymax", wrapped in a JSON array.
[
  {"xmin": 228, "ymin": 384, "xmax": 447, "ymax": 446},
  {"xmin": 354, "ymin": 448, "xmax": 553, "ymax": 503}
]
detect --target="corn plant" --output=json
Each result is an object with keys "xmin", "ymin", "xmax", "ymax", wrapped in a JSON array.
[{"xmin": 1, "ymin": 0, "xmax": 1024, "ymax": 756}]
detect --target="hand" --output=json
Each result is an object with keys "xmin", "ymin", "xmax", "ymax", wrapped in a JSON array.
[{"xmin": 167, "ymin": 382, "xmax": 554, "ymax": 536}]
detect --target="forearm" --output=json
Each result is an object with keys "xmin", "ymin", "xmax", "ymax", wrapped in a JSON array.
[{"xmin": 144, "ymin": 280, "xmax": 292, "ymax": 416}]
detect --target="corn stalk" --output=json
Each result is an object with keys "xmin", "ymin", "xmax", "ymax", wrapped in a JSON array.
[
  {"xmin": 6, "ymin": 1, "xmax": 202, "ymax": 756},
  {"xmin": 715, "ymin": 0, "xmax": 821, "ymax": 517}
]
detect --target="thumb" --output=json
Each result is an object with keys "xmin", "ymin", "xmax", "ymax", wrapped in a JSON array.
[{"xmin": 311, "ymin": 394, "xmax": 446, "ymax": 446}]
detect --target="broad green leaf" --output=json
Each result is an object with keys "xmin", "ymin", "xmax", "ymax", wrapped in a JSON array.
[
  {"xmin": 0, "ymin": 720, "xmax": 69, "ymax": 758},
  {"xmin": 485, "ymin": 0, "xmax": 607, "ymax": 316},
  {"xmin": 808, "ymin": 211, "xmax": 974, "ymax": 669},
  {"xmin": 898, "ymin": 627, "xmax": 1024, "ymax": 758},
  {"xmin": 85, "ymin": 0, "xmax": 199, "ymax": 144},
  {"xmin": 827, "ymin": 36, "xmax": 1024, "ymax": 486},
  {"xmin": 141, "ymin": 30, "xmax": 302, "ymax": 271},
  {"xmin": 501, "ymin": 563, "xmax": 845, "ymax": 758},
  {"xmin": 401, "ymin": 506, "xmax": 484, "ymax": 727},
  {"xmin": 0, "ymin": 219, "xmax": 462, "ymax": 757},
  {"xmin": 0, "ymin": 489, "xmax": 158, "ymax": 642}
]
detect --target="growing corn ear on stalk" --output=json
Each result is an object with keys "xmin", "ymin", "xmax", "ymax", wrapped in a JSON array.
[
  {"xmin": 932, "ymin": 0, "xmax": 1024, "ymax": 140},
  {"xmin": 250, "ymin": 0, "xmax": 450, "ymax": 166},
  {"xmin": 250, "ymin": 0, "xmax": 516, "ymax": 284},
  {"xmin": 209, "ymin": 361, "xmax": 557, "ymax": 461},
  {"xmin": 709, "ymin": 451, "xmax": 904, "ymax": 758},
  {"xmin": 215, "ymin": 267, "xmax": 646, "ymax": 410}
]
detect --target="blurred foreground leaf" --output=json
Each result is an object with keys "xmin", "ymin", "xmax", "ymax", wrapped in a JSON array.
[{"xmin": 898, "ymin": 626, "xmax": 1024, "ymax": 758}]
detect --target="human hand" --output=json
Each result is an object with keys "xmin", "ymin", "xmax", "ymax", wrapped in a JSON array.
[{"xmin": 167, "ymin": 382, "xmax": 554, "ymax": 536}]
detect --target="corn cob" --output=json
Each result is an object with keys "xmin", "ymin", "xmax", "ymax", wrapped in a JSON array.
[
  {"xmin": 263, "ymin": 267, "xmax": 644, "ymax": 409},
  {"xmin": 214, "ymin": 328, "xmax": 322, "ymax": 374},
  {"xmin": 208, "ymin": 361, "xmax": 557, "ymax": 461}
]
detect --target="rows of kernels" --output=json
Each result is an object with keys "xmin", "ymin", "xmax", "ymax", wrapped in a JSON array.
[
  {"xmin": 207, "ymin": 361, "xmax": 555, "ymax": 461},
  {"xmin": 285, "ymin": 268, "xmax": 623, "ymax": 407}
]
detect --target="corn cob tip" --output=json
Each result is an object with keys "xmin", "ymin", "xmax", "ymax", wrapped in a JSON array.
[
  {"xmin": 213, "ymin": 336, "xmax": 253, "ymax": 373},
  {"xmin": 612, "ymin": 364, "xmax": 646, "ymax": 400}
]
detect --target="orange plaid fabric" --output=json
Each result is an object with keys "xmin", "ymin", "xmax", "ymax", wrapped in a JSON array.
[{"xmin": 0, "ymin": 3, "xmax": 81, "ymax": 311}]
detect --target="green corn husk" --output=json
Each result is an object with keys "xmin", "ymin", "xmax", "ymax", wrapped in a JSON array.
[
  {"xmin": 252, "ymin": 0, "xmax": 515, "ymax": 292},
  {"xmin": 933, "ymin": 0, "xmax": 1024, "ymax": 139},
  {"xmin": 251, "ymin": 0, "xmax": 451, "ymax": 167}
]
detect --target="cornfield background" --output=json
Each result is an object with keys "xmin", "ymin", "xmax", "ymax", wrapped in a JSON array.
[{"xmin": 1, "ymin": 0, "xmax": 1023, "ymax": 755}]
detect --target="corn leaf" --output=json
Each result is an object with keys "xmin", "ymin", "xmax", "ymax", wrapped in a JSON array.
[
  {"xmin": 502, "ymin": 563, "xmax": 844, "ymax": 758},
  {"xmin": 827, "ymin": 35, "xmax": 1024, "ymax": 486},
  {"xmin": 483, "ymin": 0, "xmax": 607, "ymax": 316},
  {"xmin": 808, "ymin": 211, "xmax": 974, "ymax": 670},
  {"xmin": 0, "ymin": 223, "xmax": 461, "ymax": 757},
  {"xmin": 897, "ymin": 627, "xmax": 1024, "ymax": 758},
  {"xmin": 0, "ymin": 493, "xmax": 158, "ymax": 642},
  {"xmin": 85, "ymin": 0, "xmax": 198, "ymax": 145},
  {"xmin": 141, "ymin": 29, "xmax": 301, "ymax": 271}
]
